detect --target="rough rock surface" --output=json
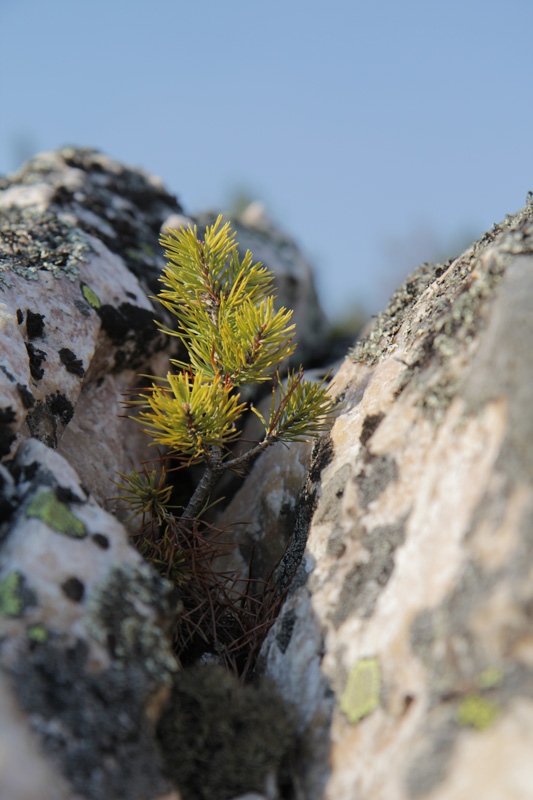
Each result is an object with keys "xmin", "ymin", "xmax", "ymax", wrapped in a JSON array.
[
  {"xmin": 258, "ymin": 198, "xmax": 533, "ymax": 799},
  {"xmin": 0, "ymin": 439, "xmax": 180, "ymax": 800},
  {"xmin": 0, "ymin": 147, "xmax": 183, "ymax": 504}
]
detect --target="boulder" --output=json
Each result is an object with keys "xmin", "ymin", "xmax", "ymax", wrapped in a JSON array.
[
  {"xmin": 0, "ymin": 439, "xmax": 180, "ymax": 800},
  {"xmin": 0, "ymin": 146, "xmax": 183, "ymax": 505},
  {"xmin": 258, "ymin": 198, "xmax": 533, "ymax": 799}
]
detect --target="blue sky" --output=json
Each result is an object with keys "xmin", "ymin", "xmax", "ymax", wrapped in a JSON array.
[{"xmin": 1, "ymin": 0, "xmax": 532, "ymax": 318}]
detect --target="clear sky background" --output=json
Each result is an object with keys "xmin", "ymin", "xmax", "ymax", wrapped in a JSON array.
[{"xmin": 1, "ymin": 0, "xmax": 532, "ymax": 319}]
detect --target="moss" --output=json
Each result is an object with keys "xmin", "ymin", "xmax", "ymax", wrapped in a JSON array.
[
  {"xmin": 340, "ymin": 657, "xmax": 381, "ymax": 723},
  {"xmin": 157, "ymin": 665, "xmax": 293, "ymax": 800},
  {"xmin": 456, "ymin": 694, "xmax": 499, "ymax": 730},
  {"xmin": 26, "ymin": 491, "xmax": 86, "ymax": 538}
]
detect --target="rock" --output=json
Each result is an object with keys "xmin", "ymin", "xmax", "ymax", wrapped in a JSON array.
[
  {"xmin": 0, "ymin": 439, "xmax": 180, "ymax": 800},
  {"xmin": 9, "ymin": 145, "xmax": 533, "ymax": 799},
  {"xmin": 258, "ymin": 199, "xmax": 533, "ymax": 799},
  {"xmin": 207, "ymin": 364, "xmax": 338, "ymax": 584},
  {"xmin": 0, "ymin": 146, "xmax": 185, "ymax": 504},
  {"xmin": 0, "ymin": 670, "xmax": 75, "ymax": 800},
  {"xmin": 213, "ymin": 438, "xmax": 312, "ymax": 580}
]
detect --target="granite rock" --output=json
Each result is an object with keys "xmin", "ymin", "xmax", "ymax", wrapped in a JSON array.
[
  {"xmin": 0, "ymin": 149, "xmax": 329, "ymax": 510},
  {"xmin": 0, "ymin": 147, "xmax": 184, "ymax": 504},
  {"xmin": 0, "ymin": 439, "xmax": 180, "ymax": 800},
  {"xmin": 259, "ymin": 199, "xmax": 533, "ymax": 799}
]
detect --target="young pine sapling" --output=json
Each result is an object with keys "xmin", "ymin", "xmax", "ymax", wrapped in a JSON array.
[{"xmin": 126, "ymin": 215, "xmax": 337, "ymax": 525}]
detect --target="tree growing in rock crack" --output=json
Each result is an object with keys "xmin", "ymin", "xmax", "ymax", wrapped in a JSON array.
[{"xmin": 114, "ymin": 216, "xmax": 337, "ymax": 671}]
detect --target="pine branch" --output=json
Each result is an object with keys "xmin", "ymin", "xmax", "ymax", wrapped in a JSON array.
[{"xmin": 127, "ymin": 216, "xmax": 338, "ymax": 527}]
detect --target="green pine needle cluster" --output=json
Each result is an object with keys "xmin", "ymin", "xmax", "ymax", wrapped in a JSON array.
[
  {"xmin": 129, "ymin": 215, "xmax": 337, "ymax": 522},
  {"xmin": 158, "ymin": 219, "xmax": 296, "ymax": 385},
  {"xmin": 138, "ymin": 370, "xmax": 246, "ymax": 459}
]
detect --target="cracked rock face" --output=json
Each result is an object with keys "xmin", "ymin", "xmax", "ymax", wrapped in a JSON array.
[
  {"xmin": 259, "ymin": 200, "xmax": 533, "ymax": 799},
  {"xmin": 6, "ymin": 146, "xmax": 533, "ymax": 800}
]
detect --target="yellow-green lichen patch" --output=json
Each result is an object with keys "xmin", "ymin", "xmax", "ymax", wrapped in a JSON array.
[
  {"xmin": 476, "ymin": 666, "xmax": 504, "ymax": 690},
  {"xmin": 26, "ymin": 491, "xmax": 86, "ymax": 538},
  {"xmin": 81, "ymin": 282, "xmax": 101, "ymax": 309},
  {"xmin": 27, "ymin": 623, "xmax": 48, "ymax": 642},
  {"xmin": 0, "ymin": 572, "xmax": 23, "ymax": 617},
  {"xmin": 456, "ymin": 694, "xmax": 499, "ymax": 730},
  {"xmin": 340, "ymin": 657, "xmax": 381, "ymax": 723}
]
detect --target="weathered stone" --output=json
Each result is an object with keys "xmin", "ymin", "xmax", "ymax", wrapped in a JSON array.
[
  {"xmin": 7, "ymin": 146, "xmax": 533, "ymax": 799},
  {"xmin": 0, "ymin": 147, "xmax": 184, "ymax": 504},
  {"xmin": 210, "ymin": 366, "xmax": 335, "ymax": 584},
  {"xmin": 0, "ymin": 439, "xmax": 180, "ymax": 800},
  {"xmin": 259, "ymin": 199, "xmax": 533, "ymax": 799}
]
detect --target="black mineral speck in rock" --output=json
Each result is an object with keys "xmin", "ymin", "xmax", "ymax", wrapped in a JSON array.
[{"xmin": 61, "ymin": 577, "xmax": 85, "ymax": 602}]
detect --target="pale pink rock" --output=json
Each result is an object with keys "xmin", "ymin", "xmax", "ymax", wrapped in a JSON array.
[{"xmin": 260, "ymin": 202, "xmax": 533, "ymax": 799}]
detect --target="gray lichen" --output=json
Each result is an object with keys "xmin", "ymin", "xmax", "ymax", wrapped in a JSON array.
[
  {"xmin": 330, "ymin": 516, "xmax": 408, "ymax": 625},
  {"xmin": 12, "ymin": 635, "xmax": 173, "ymax": 800},
  {"xmin": 350, "ymin": 261, "xmax": 446, "ymax": 366},
  {"xmin": 350, "ymin": 197, "xmax": 533, "ymax": 421},
  {"xmin": 0, "ymin": 207, "xmax": 91, "ymax": 288},
  {"xmin": 85, "ymin": 562, "xmax": 178, "ymax": 683}
]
